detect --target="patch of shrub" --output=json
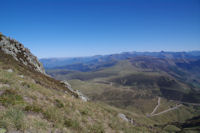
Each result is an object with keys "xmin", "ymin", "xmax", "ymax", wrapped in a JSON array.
[
  {"xmin": 0, "ymin": 79, "xmax": 9, "ymax": 84},
  {"xmin": 24, "ymin": 105, "xmax": 43, "ymax": 113},
  {"xmin": 42, "ymin": 107, "xmax": 62, "ymax": 123},
  {"xmin": 8, "ymin": 37, "xmax": 17, "ymax": 45},
  {"xmin": 0, "ymin": 108, "xmax": 25, "ymax": 130},
  {"xmin": 55, "ymin": 99, "xmax": 64, "ymax": 108},
  {"xmin": 0, "ymin": 32, "xmax": 2, "ymax": 41},
  {"xmin": 163, "ymin": 125, "xmax": 181, "ymax": 132},
  {"xmin": 80, "ymin": 109, "xmax": 89, "ymax": 115},
  {"xmin": 64, "ymin": 119, "xmax": 81, "ymax": 129},
  {"xmin": 21, "ymin": 82, "xmax": 30, "ymax": 88},
  {"xmin": 89, "ymin": 123, "xmax": 105, "ymax": 133},
  {"xmin": 0, "ymin": 89, "xmax": 24, "ymax": 106}
]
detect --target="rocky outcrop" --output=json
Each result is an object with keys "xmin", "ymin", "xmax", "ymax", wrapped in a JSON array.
[
  {"xmin": 61, "ymin": 80, "xmax": 89, "ymax": 102},
  {"xmin": 0, "ymin": 33, "xmax": 45, "ymax": 74},
  {"xmin": 118, "ymin": 113, "xmax": 134, "ymax": 124},
  {"xmin": 0, "ymin": 33, "xmax": 88, "ymax": 102}
]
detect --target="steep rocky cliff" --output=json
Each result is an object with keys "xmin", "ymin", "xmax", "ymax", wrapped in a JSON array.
[
  {"xmin": 0, "ymin": 33, "xmax": 88, "ymax": 101},
  {"xmin": 0, "ymin": 33, "xmax": 45, "ymax": 74}
]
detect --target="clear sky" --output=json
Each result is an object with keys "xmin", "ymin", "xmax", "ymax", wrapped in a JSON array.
[{"xmin": 0, "ymin": 0, "xmax": 200, "ymax": 58}]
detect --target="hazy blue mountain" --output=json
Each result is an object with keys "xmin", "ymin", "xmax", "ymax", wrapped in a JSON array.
[
  {"xmin": 42, "ymin": 51, "xmax": 200, "ymax": 104},
  {"xmin": 40, "ymin": 51, "xmax": 200, "ymax": 71}
]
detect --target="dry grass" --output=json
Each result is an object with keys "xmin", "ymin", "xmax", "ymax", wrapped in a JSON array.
[{"xmin": 0, "ymin": 51, "xmax": 154, "ymax": 132}]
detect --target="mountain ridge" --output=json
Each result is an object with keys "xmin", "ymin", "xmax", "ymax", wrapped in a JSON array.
[
  {"xmin": 0, "ymin": 33, "xmax": 90, "ymax": 102},
  {"xmin": 1, "ymin": 33, "xmax": 200, "ymax": 132},
  {"xmin": 0, "ymin": 33, "xmax": 45, "ymax": 74},
  {"xmin": 40, "ymin": 51, "xmax": 200, "ymax": 69},
  {"xmin": 45, "ymin": 51, "xmax": 200, "ymax": 110}
]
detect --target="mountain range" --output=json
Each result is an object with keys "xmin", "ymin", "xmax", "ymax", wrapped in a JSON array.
[
  {"xmin": 41, "ymin": 51, "xmax": 200, "ymax": 70},
  {"xmin": 42, "ymin": 49, "xmax": 200, "ymax": 132},
  {"xmin": 0, "ymin": 33, "xmax": 200, "ymax": 132},
  {"xmin": 42, "ymin": 51, "xmax": 200, "ymax": 103}
]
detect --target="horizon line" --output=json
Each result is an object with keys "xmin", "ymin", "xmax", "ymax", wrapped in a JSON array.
[{"xmin": 39, "ymin": 50, "xmax": 200, "ymax": 59}]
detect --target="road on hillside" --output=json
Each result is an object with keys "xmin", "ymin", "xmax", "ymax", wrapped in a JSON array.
[
  {"xmin": 170, "ymin": 100, "xmax": 200, "ymax": 106},
  {"xmin": 151, "ymin": 97, "xmax": 161, "ymax": 115},
  {"xmin": 151, "ymin": 104, "xmax": 182, "ymax": 116},
  {"xmin": 148, "ymin": 97, "xmax": 183, "ymax": 117}
]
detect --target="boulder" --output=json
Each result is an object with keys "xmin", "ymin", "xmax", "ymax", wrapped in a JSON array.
[
  {"xmin": 118, "ymin": 113, "xmax": 129, "ymax": 122},
  {"xmin": 6, "ymin": 69, "xmax": 13, "ymax": 73},
  {"xmin": 61, "ymin": 80, "xmax": 89, "ymax": 102},
  {"xmin": 118, "ymin": 113, "xmax": 135, "ymax": 124}
]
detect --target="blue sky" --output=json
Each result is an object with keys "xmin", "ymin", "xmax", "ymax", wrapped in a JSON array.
[{"xmin": 0, "ymin": 0, "xmax": 200, "ymax": 58}]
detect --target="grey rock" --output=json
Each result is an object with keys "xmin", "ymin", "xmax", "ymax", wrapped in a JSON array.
[
  {"xmin": 118, "ymin": 113, "xmax": 129, "ymax": 122},
  {"xmin": 61, "ymin": 80, "xmax": 89, "ymax": 102},
  {"xmin": 18, "ymin": 75, "xmax": 24, "ymax": 78},
  {"xmin": 75, "ymin": 90, "xmax": 89, "ymax": 102},
  {"xmin": 118, "ymin": 113, "xmax": 135, "ymax": 124},
  {"xmin": 0, "ymin": 34, "xmax": 45, "ymax": 74},
  {"xmin": 61, "ymin": 80, "xmax": 73, "ymax": 92},
  {"xmin": 6, "ymin": 69, "xmax": 13, "ymax": 73}
]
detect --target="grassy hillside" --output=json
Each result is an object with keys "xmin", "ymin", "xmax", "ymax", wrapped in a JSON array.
[
  {"xmin": 45, "ymin": 56, "xmax": 200, "ymax": 132},
  {"xmin": 0, "ymin": 39, "xmax": 199, "ymax": 132},
  {"xmin": 1, "ymin": 50, "xmax": 200, "ymax": 133},
  {"xmin": 47, "ymin": 57, "xmax": 200, "ymax": 104},
  {"xmin": 0, "ymin": 51, "xmax": 159, "ymax": 133}
]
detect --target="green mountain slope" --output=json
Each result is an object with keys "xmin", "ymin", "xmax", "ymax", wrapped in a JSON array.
[
  {"xmin": 1, "ymin": 33, "xmax": 200, "ymax": 133},
  {"xmin": 0, "ymin": 34, "xmax": 157, "ymax": 133},
  {"xmin": 45, "ymin": 53, "xmax": 200, "ymax": 133}
]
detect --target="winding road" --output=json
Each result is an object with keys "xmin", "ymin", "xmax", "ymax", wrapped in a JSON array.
[
  {"xmin": 170, "ymin": 100, "xmax": 200, "ymax": 106},
  {"xmin": 151, "ymin": 104, "xmax": 182, "ymax": 116},
  {"xmin": 151, "ymin": 97, "xmax": 161, "ymax": 115},
  {"xmin": 149, "ymin": 97, "xmax": 183, "ymax": 117}
]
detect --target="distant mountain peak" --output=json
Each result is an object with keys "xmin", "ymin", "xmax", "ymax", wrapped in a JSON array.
[{"xmin": 0, "ymin": 33, "xmax": 46, "ymax": 74}]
